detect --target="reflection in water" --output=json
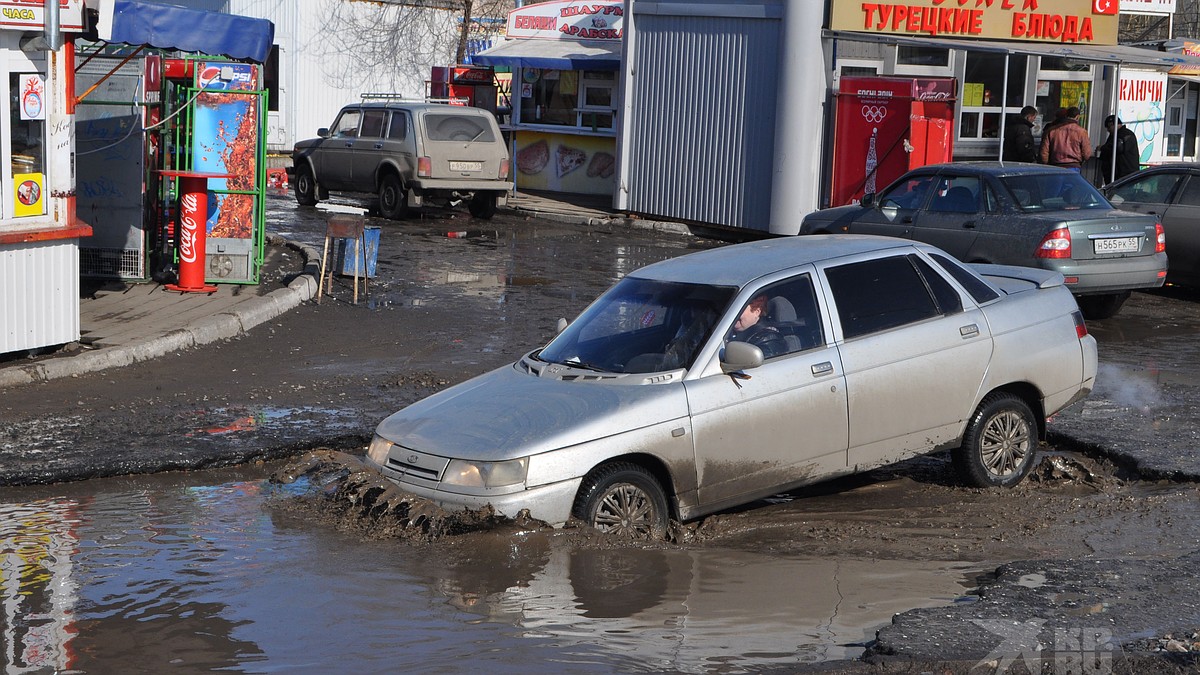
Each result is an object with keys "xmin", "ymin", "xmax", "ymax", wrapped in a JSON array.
[{"xmin": 1, "ymin": 468, "xmax": 973, "ymax": 672}]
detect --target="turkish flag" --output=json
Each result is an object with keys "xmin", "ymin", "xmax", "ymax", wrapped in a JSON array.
[{"xmin": 1093, "ymin": 0, "xmax": 1118, "ymax": 15}]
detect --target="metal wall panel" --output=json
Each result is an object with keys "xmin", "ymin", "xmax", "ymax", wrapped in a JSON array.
[
  {"xmin": 625, "ymin": 10, "xmax": 781, "ymax": 231},
  {"xmin": 0, "ymin": 241, "xmax": 80, "ymax": 353}
]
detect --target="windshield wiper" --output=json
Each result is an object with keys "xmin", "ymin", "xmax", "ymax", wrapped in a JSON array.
[{"xmin": 562, "ymin": 359, "xmax": 608, "ymax": 373}]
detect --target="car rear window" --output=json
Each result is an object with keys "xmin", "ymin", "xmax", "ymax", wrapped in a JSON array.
[
  {"xmin": 929, "ymin": 253, "xmax": 1000, "ymax": 304},
  {"xmin": 424, "ymin": 114, "xmax": 496, "ymax": 142}
]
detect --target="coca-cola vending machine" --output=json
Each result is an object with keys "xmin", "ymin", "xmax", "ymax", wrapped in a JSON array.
[
  {"xmin": 829, "ymin": 76, "xmax": 956, "ymax": 207},
  {"xmin": 429, "ymin": 65, "xmax": 497, "ymax": 112}
]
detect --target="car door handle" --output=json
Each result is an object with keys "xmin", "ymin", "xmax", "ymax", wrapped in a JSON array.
[
  {"xmin": 812, "ymin": 361, "xmax": 834, "ymax": 376},
  {"xmin": 374, "ymin": 143, "xmax": 384, "ymax": 149},
  {"xmin": 962, "ymin": 221, "xmax": 975, "ymax": 228},
  {"xmin": 344, "ymin": 142, "xmax": 354, "ymax": 148},
  {"xmin": 960, "ymin": 324, "xmax": 980, "ymax": 338},
  {"xmin": 901, "ymin": 216, "xmax": 913, "ymax": 223}
]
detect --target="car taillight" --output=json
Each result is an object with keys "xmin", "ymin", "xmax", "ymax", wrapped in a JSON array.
[
  {"xmin": 499, "ymin": 158, "xmax": 511, "ymax": 181},
  {"xmin": 1036, "ymin": 227, "xmax": 1072, "ymax": 259},
  {"xmin": 1155, "ymin": 222, "xmax": 1166, "ymax": 253},
  {"xmin": 418, "ymin": 156, "xmax": 432, "ymax": 178},
  {"xmin": 1072, "ymin": 310, "xmax": 1088, "ymax": 339}
]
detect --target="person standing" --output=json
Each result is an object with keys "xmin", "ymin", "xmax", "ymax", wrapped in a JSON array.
[
  {"xmin": 1097, "ymin": 115, "xmax": 1140, "ymax": 183},
  {"xmin": 1003, "ymin": 106, "xmax": 1039, "ymax": 163},
  {"xmin": 1039, "ymin": 106, "xmax": 1092, "ymax": 171}
]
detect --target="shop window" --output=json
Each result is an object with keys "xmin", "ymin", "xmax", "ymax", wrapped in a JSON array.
[
  {"xmin": 959, "ymin": 54, "xmax": 1028, "ymax": 142},
  {"xmin": 1041, "ymin": 57, "xmax": 1090, "ymax": 73},
  {"xmin": 10, "ymin": 73, "xmax": 43, "ymax": 177},
  {"xmin": 897, "ymin": 46, "xmax": 948, "ymax": 68},
  {"xmin": 1034, "ymin": 81, "xmax": 1091, "ymax": 129},
  {"xmin": 264, "ymin": 46, "xmax": 279, "ymax": 113},
  {"xmin": 518, "ymin": 68, "xmax": 615, "ymax": 131}
]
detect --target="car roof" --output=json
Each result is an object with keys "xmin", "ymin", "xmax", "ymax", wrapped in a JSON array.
[
  {"xmin": 630, "ymin": 235, "xmax": 914, "ymax": 287},
  {"xmin": 910, "ymin": 161, "xmax": 1079, "ymax": 178},
  {"xmin": 350, "ymin": 101, "xmax": 491, "ymax": 115}
]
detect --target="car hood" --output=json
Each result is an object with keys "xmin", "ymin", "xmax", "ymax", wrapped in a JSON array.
[
  {"xmin": 802, "ymin": 204, "xmax": 866, "ymax": 223},
  {"xmin": 374, "ymin": 361, "xmax": 688, "ymax": 461}
]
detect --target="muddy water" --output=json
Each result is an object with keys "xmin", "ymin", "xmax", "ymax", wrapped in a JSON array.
[{"xmin": 0, "ymin": 464, "xmax": 978, "ymax": 673}]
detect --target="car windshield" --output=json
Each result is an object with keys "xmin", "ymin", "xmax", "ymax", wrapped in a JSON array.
[
  {"xmin": 424, "ymin": 113, "xmax": 496, "ymax": 142},
  {"xmin": 537, "ymin": 277, "xmax": 736, "ymax": 374},
  {"xmin": 1000, "ymin": 173, "xmax": 1110, "ymax": 211}
]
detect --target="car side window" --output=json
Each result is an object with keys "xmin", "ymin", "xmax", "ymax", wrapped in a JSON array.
[
  {"xmin": 878, "ymin": 175, "xmax": 936, "ymax": 210},
  {"xmin": 912, "ymin": 255, "xmax": 963, "ymax": 315},
  {"xmin": 1175, "ymin": 176, "xmax": 1200, "ymax": 207},
  {"xmin": 928, "ymin": 176, "xmax": 980, "ymax": 213},
  {"xmin": 1108, "ymin": 173, "xmax": 1182, "ymax": 204},
  {"xmin": 331, "ymin": 110, "xmax": 361, "ymax": 138},
  {"xmin": 824, "ymin": 256, "xmax": 940, "ymax": 339},
  {"xmin": 929, "ymin": 253, "xmax": 1000, "ymax": 304},
  {"xmin": 730, "ymin": 275, "xmax": 825, "ymax": 359},
  {"xmin": 982, "ymin": 183, "xmax": 1000, "ymax": 212},
  {"xmin": 360, "ymin": 110, "xmax": 387, "ymax": 138},
  {"xmin": 388, "ymin": 112, "xmax": 408, "ymax": 141}
]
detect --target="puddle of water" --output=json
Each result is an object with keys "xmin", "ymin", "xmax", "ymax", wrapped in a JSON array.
[{"xmin": 0, "ymin": 466, "xmax": 975, "ymax": 672}]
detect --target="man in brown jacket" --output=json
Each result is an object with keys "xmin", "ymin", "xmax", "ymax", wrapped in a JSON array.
[{"xmin": 1039, "ymin": 106, "xmax": 1092, "ymax": 171}]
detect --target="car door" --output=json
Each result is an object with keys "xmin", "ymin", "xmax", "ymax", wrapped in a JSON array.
[
  {"xmin": 319, "ymin": 108, "xmax": 362, "ymax": 191},
  {"xmin": 909, "ymin": 174, "xmax": 989, "ymax": 259},
  {"xmin": 1156, "ymin": 173, "xmax": 1200, "ymax": 285},
  {"xmin": 819, "ymin": 253, "xmax": 992, "ymax": 471},
  {"xmin": 846, "ymin": 173, "xmax": 937, "ymax": 238},
  {"xmin": 685, "ymin": 270, "xmax": 849, "ymax": 513},
  {"xmin": 1104, "ymin": 169, "xmax": 1185, "ymax": 219},
  {"xmin": 378, "ymin": 109, "xmax": 416, "ymax": 181},
  {"xmin": 350, "ymin": 109, "xmax": 390, "ymax": 191}
]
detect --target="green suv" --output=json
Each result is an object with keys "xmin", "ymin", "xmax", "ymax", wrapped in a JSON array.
[{"xmin": 290, "ymin": 101, "xmax": 511, "ymax": 219}]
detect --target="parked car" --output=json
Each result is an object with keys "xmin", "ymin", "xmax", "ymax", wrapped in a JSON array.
[
  {"xmin": 1101, "ymin": 162, "xmax": 1200, "ymax": 288},
  {"xmin": 799, "ymin": 162, "xmax": 1167, "ymax": 320},
  {"xmin": 365, "ymin": 235, "xmax": 1097, "ymax": 538},
  {"xmin": 289, "ymin": 100, "xmax": 511, "ymax": 219}
]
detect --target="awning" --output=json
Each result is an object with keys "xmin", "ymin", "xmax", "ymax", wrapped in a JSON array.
[
  {"xmin": 826, "ymin": 30, "xmax": 1200, "ymax": 70},
  {"xmin": 96, "ymin": 0, "xmax": 275, "ymax": 63},
  {"xmin": 472, "ymin": 39, "xmax": 621, "ymax": 70}
]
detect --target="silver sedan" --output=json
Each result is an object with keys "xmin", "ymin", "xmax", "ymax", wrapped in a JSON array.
[{"xmin": 366, "ymin": 235, "xmax": 1097, "ymax": 538}]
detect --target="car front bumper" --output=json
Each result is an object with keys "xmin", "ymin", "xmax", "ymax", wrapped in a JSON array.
[{"xmin": 372, "ymin": 466, "xmax": 583, "ymax": 528}]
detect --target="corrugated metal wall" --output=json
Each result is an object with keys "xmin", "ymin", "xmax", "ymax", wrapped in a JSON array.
[
  {"xmin": 624, "ymin": 8, "xmax": 781, "ymax": 231},
  {"xmin": 1, "ymin": 242, "xmax": 80, "ymax": 353}
]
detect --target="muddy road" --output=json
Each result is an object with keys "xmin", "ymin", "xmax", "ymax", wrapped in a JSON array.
[{"xmin": 3, "ymin": 196, "xmax": 1200, "ymax": 671}]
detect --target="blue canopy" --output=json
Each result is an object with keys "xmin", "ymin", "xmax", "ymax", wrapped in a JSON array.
[
  {"xmin": 472, "ymin": 39, "xmax": 620, "ymax": 70},
  {"xmin": 97, "ymin": 0, "xmax": 275, "ymax": 63}
]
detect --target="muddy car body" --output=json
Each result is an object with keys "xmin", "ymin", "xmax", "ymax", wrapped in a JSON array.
[
  {"xmin": 799, "ymin": 162, "xmax": 1167, "ymax": 319},
  {"xmin": 290, "ymin": 101, "xmax": 511, "ymax": 219},
  {"xmin": 366, "ymin": 235, "xmax": 1098, "ymax": 536},
  {"xmin": 1101, "ymin": 162, "xmax": 1200, "ymax": 287}
]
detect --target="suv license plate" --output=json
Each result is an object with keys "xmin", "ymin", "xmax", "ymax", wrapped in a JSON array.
[
  {"xmin": 449, "ymin": 161, "xmax": 482, "ymax": 172},
  {"xmin": 1093, "ymin": 236, "xmax": 1140, "ymax": 254}
]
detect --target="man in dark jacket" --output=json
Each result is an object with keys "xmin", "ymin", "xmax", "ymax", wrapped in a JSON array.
[
  {"xmin": 1097, "ymin": 115, "xmax": 1140, "ymax": 184},
  {"xmin": 1003, "ymin": 106, "xmax": 1039, "ymax": 163}
]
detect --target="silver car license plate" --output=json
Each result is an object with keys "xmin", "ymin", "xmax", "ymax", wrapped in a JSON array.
[
  {"xmin": 1093, "ymin": 236, "xmax": 1139, "ymax": 254},
  {"xmin": 449, "ymin": 161, "xmax": 482, "ymax": 172}
]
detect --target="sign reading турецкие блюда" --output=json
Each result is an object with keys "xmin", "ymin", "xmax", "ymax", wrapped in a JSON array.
[{"xmin": 829, "ymin": 0, "xmax": 1119, "ymax": 46}]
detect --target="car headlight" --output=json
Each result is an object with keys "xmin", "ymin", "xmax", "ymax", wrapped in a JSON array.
[
  {"xmin": 441, "ymin": 458, "xmax": 528, "ymax": 489},
  {"xmin": 367, "ymin": 435, "xmax": 393, "ymax": 466}
]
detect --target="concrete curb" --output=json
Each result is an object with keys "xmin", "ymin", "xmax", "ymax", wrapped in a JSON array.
[
  {"xmin": 505, "ymin": 203, "xmax": 694, "ymax": 237},
  {"xmin": 0, "ymin": 235, "xmax": 320, "ymax": 389}
]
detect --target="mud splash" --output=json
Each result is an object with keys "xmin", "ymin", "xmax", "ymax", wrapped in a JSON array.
[{"xmin": 269, "ymin": 449, "xmax": 553, "ymax": 541}]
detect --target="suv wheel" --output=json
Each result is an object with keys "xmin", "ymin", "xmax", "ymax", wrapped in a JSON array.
[
  {"xmin": 378, "ymin": 174, "xmax": 408, "ymax": 220},
  {"xmin": 468, "ymin": 192, "xmax": 498, "ymax": 220},
  {"xmin": 294, "ymin": 165, "xmax": 318, "ymax": 206}
]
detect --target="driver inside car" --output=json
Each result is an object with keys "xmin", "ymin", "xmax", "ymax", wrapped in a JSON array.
[{"xmin": 727, "ymin": 294, "xmax": 788, "ymax": 359}]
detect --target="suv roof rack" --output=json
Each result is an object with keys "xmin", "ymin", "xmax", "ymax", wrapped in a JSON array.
[{"xmin": 360, "ymin": 93, "xmax": 470, "ymax": 106}]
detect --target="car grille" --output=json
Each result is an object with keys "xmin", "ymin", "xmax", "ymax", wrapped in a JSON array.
[{"xmin": 384, "ymin": 448, "xmax": 449, "ymax": 483}]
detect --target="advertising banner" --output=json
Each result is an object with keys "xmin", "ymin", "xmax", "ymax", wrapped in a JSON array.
[
  {"xmin": 1120, "ymin": 0, "xmax": 1176, "ymax": 14},
  {"xmin": 191, "ymin": 62, "xmax": 258, "ymax": 241},
  {"xmin": 513, "ymin": 131, "xmax": 616, "ymax": 195},
  {"xmin": 830, "ymin": 77, "xmax": 932, "ymax": 207},
  {"xmin": 505, "ymin": 0, "xmax": 622, "ymax": 41},
  {"xmin": 0, "ymin": 0, "xmax": 84, "ymax": 32},
  {"xmin": 1117, "ymin": 71, "xmax": 1167, "ymax": 166},
  {"xmin": 829, "ymin": 0, "xmax": 1118, "ymax": 45},
  {"xmin": 12, "ymin": 172, "xmax": 43, "ymax": 216},
  {"xmin": 18, "ymin": 74, "xmax": 43, "ymax": 120}
]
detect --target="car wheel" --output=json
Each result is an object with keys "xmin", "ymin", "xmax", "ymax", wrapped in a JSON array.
[
  {"xmin": 294, "ymin": 165, "xmax": 318, "ymax": 206},
  {"xmin": 378, "ymin": 174, "xmax": 408, "ymax": 220},
  {"xmin": 953, "ymin": 392, "xmax": 1037, "ymax": 488},
  {"xmin": 572, "ymin": 462, "xmax": 668, "ymax": 539},
  {"xmin": 1076, "ymin": 292, "xmax": 1130, "ymax": 320},
  {"xmin": 467, "ymin": 192, "xmax": 498, "ymax": 219}
]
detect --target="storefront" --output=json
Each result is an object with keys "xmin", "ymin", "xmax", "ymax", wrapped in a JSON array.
[
  {"xmin": 0, "ymin": 0, "xmax": 91, "ymax": 354},
  {"xmin": 473, "ymin": 0, "xmax": 621, "ymax": 197}
]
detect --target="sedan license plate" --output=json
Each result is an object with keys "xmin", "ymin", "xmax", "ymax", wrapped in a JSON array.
[
  {"xmin": 449, "ymin": 161, "xmax": 482, "ymax": 172},
  {"xmin": 1093, "ymin": 236, "xmax": 1140, "ymax": 254}
]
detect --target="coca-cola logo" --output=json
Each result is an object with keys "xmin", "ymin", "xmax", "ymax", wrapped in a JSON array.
[{"xmin": 179, "ymin": 193, "xmax": 200, "ymax": 264}]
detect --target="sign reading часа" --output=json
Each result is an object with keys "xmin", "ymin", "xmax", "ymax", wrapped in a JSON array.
[
  {"xmin": 505, "ymin": 0, "xmax": 623, "ymax": 41},
  {"xmin": 829, "ymin": 0, "xmax": 1119, "ymax": 46}
]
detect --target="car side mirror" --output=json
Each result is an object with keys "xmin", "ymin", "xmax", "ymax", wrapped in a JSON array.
[
  {"xmin": 861, "ymin": 193, "xmax": 876, "ymax": 208},
  {"xmin": 555, "ymin": 318, "xmax": 568, "ymax": 335},
  {"xmin": 720, "ymin": 341, "xmax": 764, "ymax": 373},
  {"xmin": 318, "ymin": 128, "xmax": 330, "ymax": 138}
]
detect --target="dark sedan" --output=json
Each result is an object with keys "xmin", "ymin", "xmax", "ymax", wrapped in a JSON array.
[
  {"xmin": 800, "ymin": 162, "xmax": 1167, "ymax": 319},
  {"xmin": 1102, "ymin": 163, "xmax": 1200, "ymax": 288}
]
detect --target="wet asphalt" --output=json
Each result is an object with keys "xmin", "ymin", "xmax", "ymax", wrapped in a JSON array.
[{"xmin": 3, "ymin": 194, "xmax": 1200, "ymax": 671}]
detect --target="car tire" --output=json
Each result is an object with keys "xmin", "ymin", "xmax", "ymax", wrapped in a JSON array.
[
  {"xmin": 294, "ymin": 164, "xmax": 318, "ymax": 207},
  {"xmin": 378, "ymin": 174, "xmax": 408, "ymax": 220},
  {"xmin": 1076, "ymin": 292, "xmax": 1130, "ymax": 320},
  {"xmin": 953, "ymin": 392, "xmax": 1037, "ymax": 488},
  {"xmin": 572, "ymin": 462, "xmax": 669, "ymax": 539},
  {"xmin": 468, "ymin": 192, "xmax": 498, "ymax": 220}
]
